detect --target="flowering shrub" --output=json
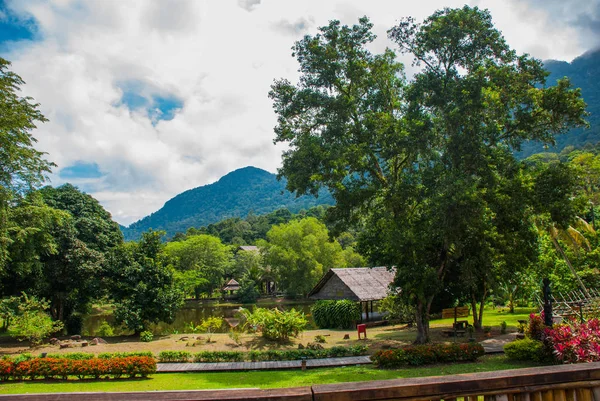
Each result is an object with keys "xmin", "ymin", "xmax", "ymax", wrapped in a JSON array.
[
  {"xmin": 545, "ymin": 318, "xmax": 600, "ymax": 364},
  {"xmin": 0, "ymin": 356, "xmax": 156, "ymax": 381},
  {"xmin": 527, "ymin": 313, "xmax": 545, "ymax": 341},
  {"xmin": 371, "ymin": 343, "xmax": 485, "ymax": 368}
]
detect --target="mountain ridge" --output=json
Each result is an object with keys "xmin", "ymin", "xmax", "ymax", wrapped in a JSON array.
[{"xmin": 121, "ymin": 166, "xmax": 333, "ymax": 240}]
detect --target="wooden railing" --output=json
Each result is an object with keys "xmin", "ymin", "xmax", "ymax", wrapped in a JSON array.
[{"xmin": 2, "ymin": 362, "xmax": 600, "ymax": 401}]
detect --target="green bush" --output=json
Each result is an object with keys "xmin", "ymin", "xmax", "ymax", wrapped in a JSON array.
[
  {"xmin": 43, "ymin": 352, "xmax": 94, "ymax": 360},
  {"xmin": 311, "ymin": 300, "xmax": 361, "ymax": 329},
  {"xmin": 140, "ymin": 330, "xmax": 153, "ymax": 342},
  {"xmin": 97, "ymin": 351, "xmax": 153, "ymax": 359},
  {"xmin": 372, "ymin": 343, "xmax": 485, "ymax": 368},
  {"xmin": 95, "ymin": 320, "xmax": 114, "ymax": 337},
  {"xmin": 240, "ymin": 307, "xmax": 307, "ymax": 342},
  {"xmin": 504, "ymin": 338, "xmax": 544, "ymax": 362},
  {"xmin": 193, "ymin": 351, "xmax": 244, "ymax": 363},
  {"xmin": 157, "ymin": 351, "xmax": 191, "ymax": 363},
  {"xmin": 500, "ymin": 321, "xmax": 507, "ymax": 334}
]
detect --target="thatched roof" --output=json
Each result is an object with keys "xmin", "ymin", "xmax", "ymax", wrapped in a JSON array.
[
  {"xmin": 238, "ymin": 245, "xmax": 259, "ymax": 252},
  {"xmin": 223, "ymin": 278, "xmax": 240, "ymax": 291},
  {"xmin": 308, "ymin": 267, "xmax": 395, "ymax": 302}
]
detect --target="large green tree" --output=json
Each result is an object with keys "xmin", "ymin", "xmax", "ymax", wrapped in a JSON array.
[
  {"xmin": 0, "ymin": 58, "xmax": 54, "ymax": 270},
  {"xmin": 258, "ymin": 217, "xmax": 363, "ymax": 298},
  {"xmin": 270, "ymin": 9, "xmax": 586, "ymax": 342},
  {"xmin": 163, "ymin": 234, "xmax": 231, "ymax": 298},
  {"xmin": 39, "ymin": 184, "xmax": 123, "ymax": 253},
  {"xmin": 106, "ymin": 230, "xmax": 183, "ymax": 333}
]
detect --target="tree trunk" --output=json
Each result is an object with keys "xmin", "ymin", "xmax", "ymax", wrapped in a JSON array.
[
  {"xmin": 414, "ymin": 296, "xmax": 433, "ymax": 344},
  {"xmin": 470, "ymin": 294, "xmax": 481, "ymax": 330}
]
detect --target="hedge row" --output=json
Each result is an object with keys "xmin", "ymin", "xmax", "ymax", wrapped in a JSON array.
[
  {"xmin": 311, "ymin": 300, "xmax": 361, "ymax": 329},
  {"xmin": 157, "ymin": 345, "xmax": 369, "ymax": 363},
  {"xmin": 371, "ymin": 343, "xmax": 485, "ymax": 367},
  {"xmin": 0, "ymin": 356, "xmax": 156, "ymax": 381}
]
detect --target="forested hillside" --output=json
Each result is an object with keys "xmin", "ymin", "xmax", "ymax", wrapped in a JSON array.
[
  {"xmin": 122, "ymin": 166, "xmax": 333, "ymax": 240},
  {"xmin": 519, "ymin": 50, "xmax": 600, "ymax": 158}
]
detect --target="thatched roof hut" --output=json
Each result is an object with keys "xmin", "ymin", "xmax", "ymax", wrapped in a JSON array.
[
  {"xmin": 238, "ymin": 245, "xmax": 259, "ymax": 252},
  {"xmin": 308, "ymin": 267, "xmax": 395, "ymax": 302},
  {"xmin": 223, "ymin": 278, "xmax": 240, "ymax": 292}
]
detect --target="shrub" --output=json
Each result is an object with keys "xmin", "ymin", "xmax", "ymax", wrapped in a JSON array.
[
  {"xmin": 378, "ymin": 295, "xmax": 416, "ymax": 324},
  {"xmin": 500, "ymin": 321, "xmax": 507, "ymax": 334},
  {"xmin": 9, "ymin": 310, "xmax": 63, "ymax": 346},
  {"xmin": 240, "ymin": 307, "xmax": 307, "ymax": 342},
  {"xmin": 97, "ymin": 351, "xmax": 154, "ymax": 359},
  {"xmin": 314, "ymin": 335, "xmax": 326, "ymax": 343},
  {"xmin": 193, "ymin": 351, "xmax": 244, "ymax": 363},
  {"xmin": 228, "ymin": 329, "xmax": 242, "ymax": 346},
  {"xmin": 96, "ymin": 320, "xmax": 114, "ymax": 337},
  {"xmin": 372, "ymin": 343, "xmax": 485, "ymax": 368},
  {"xmin": 504, "ymin": 338, "xmax": 544, "ymax": 362},
  {"xmin": 157, "ymin": 351, "xmax": 191, "ymax": 363},
  {"xmin": 44, "ymin": 352, "xmax": 94, "ymax": 360},
  {"xmin": 545, "ymin": 318, "xmax": 600, "ymax": 363},
  {"xmin": 140, "ymin": 330, "xmax": 153, "ymax": 342},
  {"xmin": 311, "ymin": 300, "xmax": 361, "ymax": 329},
  {"xmin": 1, "ymin": 356, "xmax": 155, "ymax": 381},
  {"xmin": 199, "ymin": 317, "xmax": 223, "ymax": 343},
  {"xmin": 527, "ymin": 313, "xmax": 545, "ymax": 341}
]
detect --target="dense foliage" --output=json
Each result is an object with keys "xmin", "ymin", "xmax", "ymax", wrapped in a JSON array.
[
  {"xmin": 372, "ymin": 343, "xmax": 485, "ymax": 367},
  {"xmin": 240, "ymin": 307, "xmax": 308, "ymax": 342},
  {"xmin": 0, "ymin": 58, "xmax": 55, "ymax": 272},
  {"xmin": 259, "ymin": 218, "xmax": 363, "ymax": 297},
  {"xmin": 122, "ymin": 167, "xmax": 333, "ymax": 240},
  {"xmin": 105, "ymin": 231, "xmax": 184, "ymax": 333},
  {"xmin": 270, "ymin": 7, "xmax": 586, "ymax": 343},
  {"xmin": 311, "ymin": 300, "xmax": 361, "ymax": 329}
]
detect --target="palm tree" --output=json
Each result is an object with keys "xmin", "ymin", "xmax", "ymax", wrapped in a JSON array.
[{"xmin": 543, "ymin": 217, "xmax": 594, "ymax": 298}]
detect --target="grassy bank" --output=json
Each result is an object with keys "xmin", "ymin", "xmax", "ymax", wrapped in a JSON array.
[{"xmin": 0, "ymin": 355, "xmax": 541, "ymax": 394}]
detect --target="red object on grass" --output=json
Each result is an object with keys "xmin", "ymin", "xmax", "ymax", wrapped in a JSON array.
[{"xmin": 357, "ymin": 323, "xmax": 367, "ymax": 339}]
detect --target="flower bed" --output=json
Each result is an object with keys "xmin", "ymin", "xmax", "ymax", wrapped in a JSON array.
[
  {"xmin": 0, "ymin": 356, "xmax": 156, "ymax": 381},
  {"xmin": 371, "ymin": 343, "xmax": 485, "ymax": 368}
]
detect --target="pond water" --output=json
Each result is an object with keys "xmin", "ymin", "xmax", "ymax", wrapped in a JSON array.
[{"xmin": 82, "ymin": 299, "xmax": 316, "ymax": 336}]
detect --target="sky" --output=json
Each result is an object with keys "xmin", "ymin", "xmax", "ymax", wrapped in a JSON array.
[{"xmin": 0, "ymin": 0, "xmax": 598, "ymax": 226}]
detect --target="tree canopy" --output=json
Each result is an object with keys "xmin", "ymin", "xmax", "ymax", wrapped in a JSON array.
[{"xmin": 270, "ymin": 8, "xmax": 587, "ymax": 342}]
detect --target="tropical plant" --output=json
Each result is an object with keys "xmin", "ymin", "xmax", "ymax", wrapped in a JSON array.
[
  {"xmin": 199, "ymin": 317, "xmax": 224, "ymax": 342},
  {"xmin": 239, "ymin": 307, "xmax": 307, "ymax": 342}
]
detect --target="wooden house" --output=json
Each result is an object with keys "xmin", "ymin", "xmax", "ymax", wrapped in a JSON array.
[{"xmin": 308, "ymin": 267, "xmax": 395, "ymax": 321}]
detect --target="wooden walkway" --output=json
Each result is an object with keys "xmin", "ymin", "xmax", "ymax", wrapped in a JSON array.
[{"xmin": 156, "ymin": 356, "xmax": 372, "ymax": 372}]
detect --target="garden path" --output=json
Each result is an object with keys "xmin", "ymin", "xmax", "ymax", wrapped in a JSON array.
[{"xmin": 156, "ymin": 356, "xmax": 372, "ymax": 372}]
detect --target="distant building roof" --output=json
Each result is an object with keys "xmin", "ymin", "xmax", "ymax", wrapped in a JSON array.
[
  {"xmin": 223, "ymin": 278, "xmax": 241, "ymax": 291},
  {"xmin": 238, "ymin": 245, "xmax": 259, "ymax": 252},
  {"xmin": 308, "ymin": 267, "xmax": 395, "ymax": 302}
]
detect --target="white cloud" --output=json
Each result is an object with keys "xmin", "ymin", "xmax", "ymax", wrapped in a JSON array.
[{"xmin": 0, "ymin": 0, "xmax": 589, "ymax": 225}]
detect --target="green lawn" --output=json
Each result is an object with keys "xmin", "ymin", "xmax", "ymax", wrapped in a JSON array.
[
  {"xmin": 430, "ymin": 307, "xmax": 536, "ymax": 330},
  {"xmin": 0, "ymin": 356, "xmax": 540, "ymax": 395}
]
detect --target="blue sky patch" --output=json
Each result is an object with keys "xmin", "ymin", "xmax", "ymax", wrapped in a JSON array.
[
  {"xmin": 0, "ymin": 0, "xmax": 39, "ymax": 51},
  {"xmin": 59, "ymin": 161, "xmax": 104, "ymax": 180},
  {"xmin": 117, "ymin": 80, "xmax": 183, "ymax": 125}
]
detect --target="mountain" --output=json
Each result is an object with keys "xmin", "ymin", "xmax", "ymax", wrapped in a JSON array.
[
  {"xmin": 121, "ymin": 166, "xmax": 333, "ymax": 240},
  {"xmin": 518, "ymin": 49, "xmax": 600, "ymax": 158}
]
